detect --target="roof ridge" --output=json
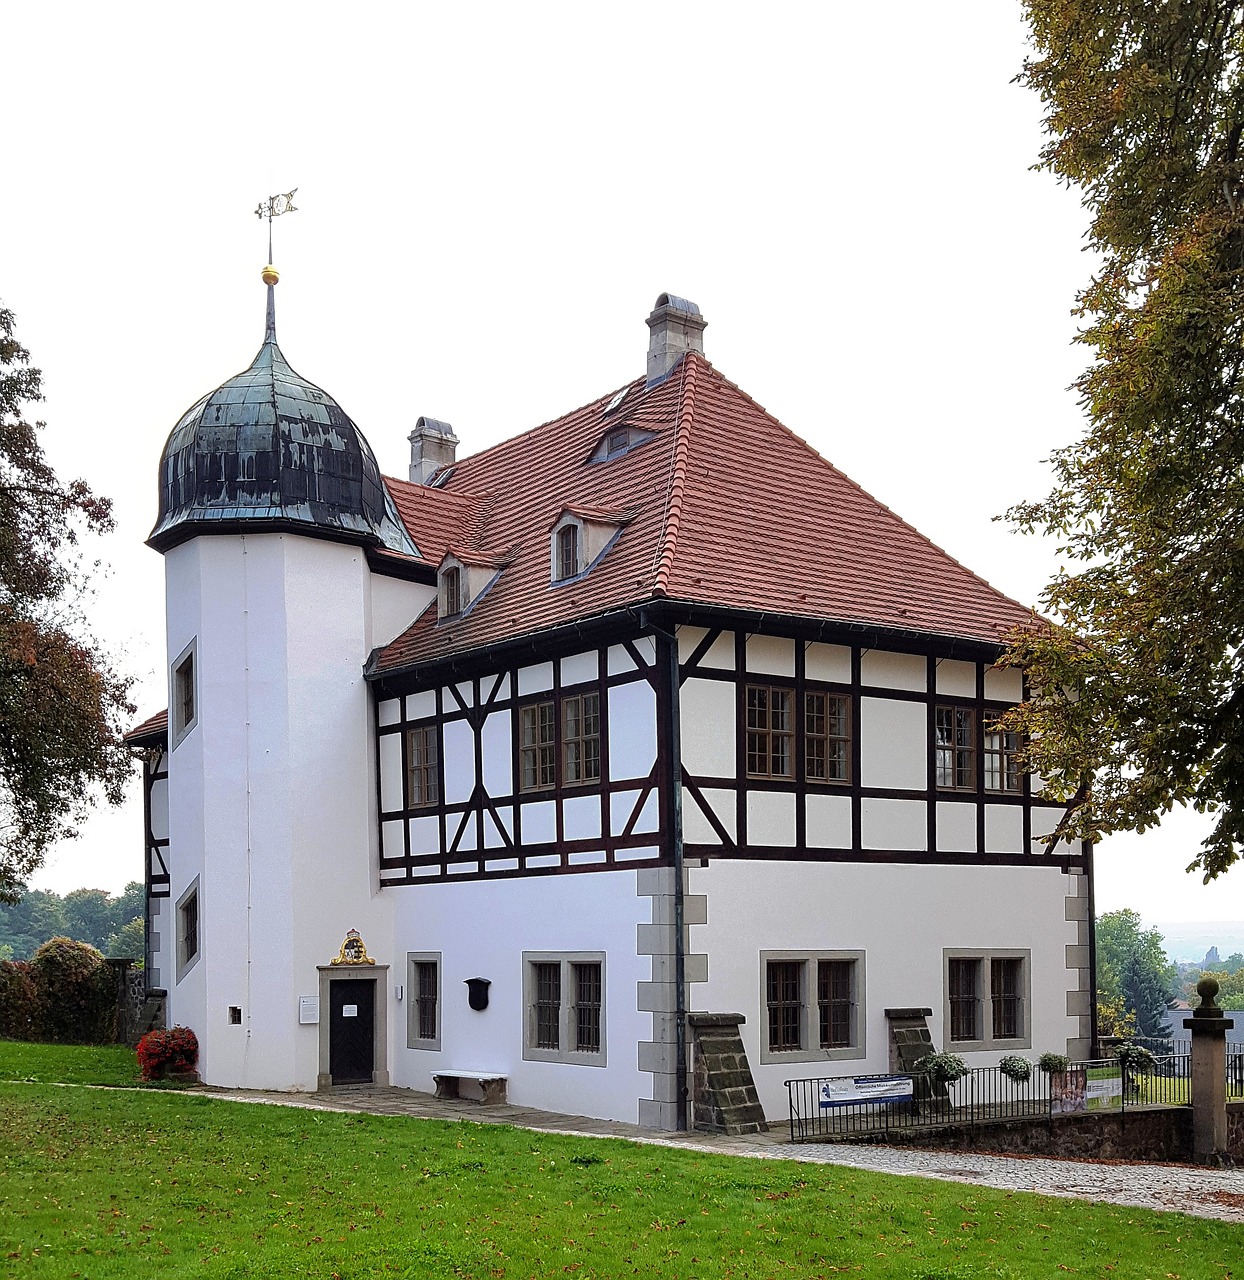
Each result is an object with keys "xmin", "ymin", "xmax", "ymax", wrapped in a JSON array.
[
  {"xmin": 652, "ymin": 354, "xmax": 699, "ymax": 595},
  {"xmin": 693, "ymin": 359, "xmax": 1033, "ymax": 618}
]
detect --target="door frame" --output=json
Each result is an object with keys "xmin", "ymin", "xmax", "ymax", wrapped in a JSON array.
[{"xmin": 316, "ymin": 964, "xmax": 389, "ymax": 1090}]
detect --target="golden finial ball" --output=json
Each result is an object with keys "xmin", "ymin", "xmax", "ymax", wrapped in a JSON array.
[{"xmin": 261, "ymin": 265, "xmax": 280, "ymax": 286}]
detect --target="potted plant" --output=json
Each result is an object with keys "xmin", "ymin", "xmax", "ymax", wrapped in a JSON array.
[
  {"xmin": 998, "ymin": 1054, "xmax": 1032, "ymax": 1083},
  {"xmin": 914, "ymin": 1051, "xmax": 968, "ymax": 1084}
]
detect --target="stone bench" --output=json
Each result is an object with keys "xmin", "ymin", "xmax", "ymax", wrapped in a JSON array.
[{"xmin": 432, "ymin": 1071, "xmax": 508, "ymax": 1105}]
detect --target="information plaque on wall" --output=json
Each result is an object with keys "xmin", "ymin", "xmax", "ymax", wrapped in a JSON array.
[{"xmin": 298, "ymin": 996, "xmax": 320, "ymax": 1025}]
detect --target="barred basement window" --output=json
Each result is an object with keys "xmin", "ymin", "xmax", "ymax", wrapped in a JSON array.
[
  {"xmin": 406, "ymin": 952, "xmax": 441, "ymax": 1051},
  {"xmin": 948, "ymin": 956, "xmax": 980, "ymax": 1042},
  {"xmin": 936, "ymin": 705, "xmax": 976, "ymax": 790},
  {"xmin": 817, "ymin": 959, "xmax": 854, "ymax": 1048},
  {"xmin": 562, "ymin": 691, "xmax": 601, "ymax": 785},
  {"xmin": 746, "ymin": 686, "xmax": 793, "ymax": 778},
  {"xmin": 766, "ymin": 960, "xmax": 803, "ymax": 1052},
  {"xmin": 983, "ymin": 717, "xmax": 1023, "ymax": 793},
  {"xmin": 805, "ymin": 692, "xmax": 850, "ymax": 784},
  {"xmin": 523, "ymin": 952, "xmax": 607, "ymax": 1066},
  {"xmin": 520, "ymin": 702, "xmax": 557, "ymax": 791},
  {"xmin": 944, "ymin": 950, "xmax": 1030, "ymax": 1049},
  {"xmin": 405, "ymin": 725, "xmax": 439, "ymax": 808}
]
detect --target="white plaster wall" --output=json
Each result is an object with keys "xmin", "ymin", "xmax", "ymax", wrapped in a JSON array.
[
  {"xmin": 861, "ymin": 650, "xmax": 925, "ymax": 691},
  {"xmin": 609, "ymin": 680, "xmax": 657, "ymax": 780},
  {"xmin": 984, "ymin": 667, "xmax": 1024, "ymax": 703},
  {"xmin": 745, "ymin": 634, "xmax": 795, "ymax": 677},
  {"xmin": 164, "ymin": 535, "xmax": 393, "ymax": 1092},
  {"xmin": 368, "ymin": 574, "xmax": 434, "ymax": 651},
  {"xmin": 390, "ymin": 871, "xmax": 650, "ymax": 1123},
  {"xmin": 677, "ymin": 625, "xmax": 735, "ymax": 670},
  {"xmin": 935, "ymin": 659, "xmax": 976, "ymax": 698},
  {"xmin": 679, "ymin": 678, "xmax": 735, "ymax": 778},
  {"xmin": 936, "ymin": 802, "xmax": 977, "ymax": 854},
  {"xmin": 690, "ymin": 860, "xmax": 1081, "ymax": 1120},
  {"xmin": 860, "ymin": 797, "xmax": 926, "ymax": 850},
  {"xmin": 804, "ymin": 642, "xmax": 851, "ymax": 683},
  {"xmin": 860, "ymin": 697, "xmax": 926, "ymax": 790}
]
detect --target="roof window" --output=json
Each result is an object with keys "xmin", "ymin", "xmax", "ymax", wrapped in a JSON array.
[
  {"xmin": 549, "ymin": 507, "xmax": 631, "ymax": 586},
  {"xmin": 588, "ymin": 423, "xmax": 655, "ymax": 464},
  {"xmin": 439, "ymin": 565, "xmax": 465, "ymax": 618}
]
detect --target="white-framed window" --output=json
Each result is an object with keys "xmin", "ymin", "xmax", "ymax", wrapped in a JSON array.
[
  {"xmin": 175, "ymin": 876, "xmax": 201, "ymax": 984},
  {"xmin": 758, "ymin": 950, "xmax": 865, "ymax": 1064},
  {"xmin": 406, "ymin": 952, "xmax": 441, "ymax": 1050},
  {"xmin": 943, "ymin": 949, "xmax": 1031, "ymax": 1049},
  {"xmin": 522, "ymin": 952, "xmax": 606, "ymax": 1066},
  {"xmin": 170, "ymin": 638, "xmax": 198, "ymax": 749}
]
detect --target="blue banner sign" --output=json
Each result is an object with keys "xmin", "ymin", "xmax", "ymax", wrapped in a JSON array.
[{"xmin": 819, "ymin": 1075, "xmax": 914, "ymax": 1109}]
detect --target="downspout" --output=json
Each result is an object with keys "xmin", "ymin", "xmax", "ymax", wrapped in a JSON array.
[
  {"xmin": 641, "ymin": 609, "xmax": 688, "ymax": 1131},
  {"xmin": 1084, "ymin": 839, "xmax": 1099, "ymax": 1056}
]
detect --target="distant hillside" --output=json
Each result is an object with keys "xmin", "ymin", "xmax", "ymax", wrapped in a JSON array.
[{"xmin": 1151, "ymin": 921, "xmax": 1244, "ymax": 964}]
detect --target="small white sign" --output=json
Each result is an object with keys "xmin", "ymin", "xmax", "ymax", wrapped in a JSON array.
[
  {"xmin": 342, "ymin": 1004, "xmax": 358, "ymax": 1018},
  {"xmin": 298, "ymin": 996, "xmax": 320, "ymax": 1025}
]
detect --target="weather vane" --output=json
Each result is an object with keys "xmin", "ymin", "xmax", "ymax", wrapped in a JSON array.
[{"xmin": 254, "ymin": 189, "xmax": 298, "ymax": 263}]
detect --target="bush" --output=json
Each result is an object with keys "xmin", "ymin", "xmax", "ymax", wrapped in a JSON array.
[
  {"xmin": 1038, "ymin": 1052, "xmax": 1071, "ymax": 1074},
  {"xmin": 0, "ymin": 960, "xmax": 39, "ymax": 1040},
  {"xmin": 998, "ymin": 1054, "xmax": 1033, "ymax": 1082},
  {"xmin": 30, "ymin": 937, "xmax": 114, "ymax": 1043},
  {"xmin": 137, "ymin": 1026, "xmax": 199, "ymax": 1081},
  {"xmin": 914, "ymin": 1051, "xmax": 968, "ymax": 1083}
]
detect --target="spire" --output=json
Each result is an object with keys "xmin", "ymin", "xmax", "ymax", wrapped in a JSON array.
[{"xmin": 261, "ymin": 265, "xmax": 279, "ymax": 345}]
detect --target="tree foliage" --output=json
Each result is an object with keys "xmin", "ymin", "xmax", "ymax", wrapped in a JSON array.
[
  {"xmin": 0, "ymin": 305, "xmax": 133, "ymax": 901},
  {"xmin": 0, "ymin": 880, "xmax": 142, "ymax": 958},
  {"xmin": 1096, "ymin": 908, "xmax": 1178, "ymax": 1032},
  {"xmin": 1006, "ymin": 3, "xmax": 1244, "ymax": 878}
]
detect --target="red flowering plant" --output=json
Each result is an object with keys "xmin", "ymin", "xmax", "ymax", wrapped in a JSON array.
[{"xmin": 136, "ymin": 1026, "xmax": 199, "ymax": 1081}]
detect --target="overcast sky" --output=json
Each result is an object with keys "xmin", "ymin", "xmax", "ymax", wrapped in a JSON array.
[{"xmin": 5, "ymin": 2, "xmax": 1242, "ymax": 928}]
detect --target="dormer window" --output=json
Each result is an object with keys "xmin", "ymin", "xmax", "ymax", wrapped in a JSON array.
[
  {"xmin": 440, "ymin": 566, "xmax": 464, "ymax": 617},
  {"xmin": 605, "ymin": 427, "xmax": 630, "ymax": 458},
  {"xmin": 555, "ymin": 524, "xmax": 580, "ymax": 581},
  {"xmin": 588, "ymin": 423, "xmax": 656, "ymax": 464}
]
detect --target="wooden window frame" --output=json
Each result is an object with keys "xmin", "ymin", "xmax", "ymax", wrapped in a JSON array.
[
  {"xmin": 519, "ymin": 700, "xmax": 558, "ymax": 792},
  {"xmin": 935, "ymin": 704, "xmax": 976, "ymax": 791},
  {"xmin": 518, "ymin": 690, "xmax": 601, "ymax": 793},
  {"xmin": 804, "ymin": 690, "xmax": 851, "ymax": 785},
  {"xmin": 439, "ymin": 566, "xmax": 464, "ymax": 618},
  {"xmin": 982, "ymin": 714, "xmax": 1023, "ymax": 794},
  {"xmin": 405, "ymin": 724, "xmax": 440, "ymax": 809},
  {"xmin": 561, "ymin": 690, "xmax": 601, "ymax": 786},
  {"xmin": 746, "ymin": 685, "xmax": 794, "ymax": 779},
  {"xmin": 555, "ymin": 524, "xmax": 580, "ymax": 581}
]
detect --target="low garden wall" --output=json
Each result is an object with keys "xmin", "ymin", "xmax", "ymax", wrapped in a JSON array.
[{"xmin": 847, "ymin": 1102, "xmax": 1244, "ymax": 1163}]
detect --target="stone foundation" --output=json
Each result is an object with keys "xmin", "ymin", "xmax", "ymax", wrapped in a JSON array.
[{"xmin": 688, "ymin": 1013, "xmax": 767, "ymax": 1135}]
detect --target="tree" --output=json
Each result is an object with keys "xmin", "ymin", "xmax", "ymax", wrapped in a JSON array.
[
  {"xmin": 105, "ymin": 915, "xmax": 144, "ymax": 961},
  {"xmin": 61, "ymin": 888, "xmax": 115, "ymax": 951},
  {"xmin": 1005, "ymin": 4, "xmax": 1244, "ymax": 879},
  {"xmin": 1096, "ymin": 908, "xmax": 1178, "ymax": 1032},
  {"xmin": 0, "ymin": 304, "xmax": 133, "ymax": 901}
]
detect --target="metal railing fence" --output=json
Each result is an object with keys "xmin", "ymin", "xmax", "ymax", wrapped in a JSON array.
[{"xmin": 787, "ymin": 1055, "xmax": 1194, "ymax": 1142}]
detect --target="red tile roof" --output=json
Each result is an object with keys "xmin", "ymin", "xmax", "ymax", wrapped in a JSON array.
[
  {"xmin": 124, "ymin": 708, "xmax": 168, "ymax": 744},
  {"xmin": 365, "ymin": 352, "xmax": 1036, "ymax": 675}
]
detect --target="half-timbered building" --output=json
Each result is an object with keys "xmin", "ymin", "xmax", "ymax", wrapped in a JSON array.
[{"xmin": 127, "ymin": 277, "xmax": 1092, "ymax": 1129}]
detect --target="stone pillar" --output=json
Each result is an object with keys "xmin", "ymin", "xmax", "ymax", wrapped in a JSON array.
[
  {"xmin": 1184, "ymin": 976, "xmax": 1235, "ymax": 1164},
  {"xmin": 885, "ymin": 1007, "xmax": 935, "ymax": 1074},
  {"xmin": 687, "ymin": 1013, "xmax": 767, "ymax": 1135},
  {"xmin": 104, "ymin": 958, "xmax": 132, "ymax": 1044}
]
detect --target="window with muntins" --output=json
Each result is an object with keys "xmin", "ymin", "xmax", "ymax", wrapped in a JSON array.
[
  {"xmin": 406, "ymin": 725, "xmax": 439, "ymax": 808},
  {"xmin": 520, "ymin": 702, "xmax": 557, "ymax": 790},
  {"xmin": 562, "ymin": 692, "xmax": 601, "ymax": 784},
  {"xmin": 555, "ymin": 524, "xmax": 580, "ymax": 581},
  {"xmin": 805, "ymin": 692, "xmax": 850, "ymax": 783},
  {"xmin": 747, "ymin": 685, "xmax": 850, "ymax": 783},
  {"xmin": 936, "ymin": 705, "xmax": 976, "ymax": 789},
  {"xmin": 440, "ymin": 566, "xmax": 463, "ymax": 617},
  {"xmin": 747, "ymin": 686, "xmax": 793, "ymax": 778},
  {"xmin": 983, "ymin": 718, "xmax": 1023, "ymax": 793}
]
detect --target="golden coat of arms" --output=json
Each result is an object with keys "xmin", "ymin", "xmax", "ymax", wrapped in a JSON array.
[{"xmin": 330, "ymin": 929, "xmax": 375, "ymax": 966}]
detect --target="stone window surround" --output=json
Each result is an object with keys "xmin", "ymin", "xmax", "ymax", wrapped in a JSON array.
[
  {"xmin": 521, "ymin": 950, "xmax": 607, "ymax": 1067},
  {"xmin": 170, "ymin": 637, "xmax": 198, "ymax": 750},
  {"xmin": 757, "ymin": 949, "xmax": 866, "ymax": 1065},
  {"xmin": 942, "ymin": 947, "xmax": 1032, "ymax": 1051},
  {"xmin": 406, "ymin": 951, "xmax": 441, "ymax": 1051},
  {"xmin": 175, "ymin": 875, "xmax": 201, "ymax": 985}
]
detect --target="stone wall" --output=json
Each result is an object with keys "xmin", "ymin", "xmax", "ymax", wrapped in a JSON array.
[{"xmin": 844, "ymin": 1103, "xmax": 1244, "ymax": 1163}]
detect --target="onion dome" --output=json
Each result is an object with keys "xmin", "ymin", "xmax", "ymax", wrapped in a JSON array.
[{"xmin": 148, "ymin": 271, "xmax": 417, "ymax": 556}]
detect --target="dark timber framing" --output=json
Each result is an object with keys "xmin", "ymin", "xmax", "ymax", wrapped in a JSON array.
[{"xmin": 366, "ymin": 601, "xmax": 1086, "ymax": 887}]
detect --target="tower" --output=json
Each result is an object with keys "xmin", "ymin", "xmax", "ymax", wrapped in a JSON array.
[{"xmin": 147, "ymin": 265, "xmax": 428, "ymax": 1088}]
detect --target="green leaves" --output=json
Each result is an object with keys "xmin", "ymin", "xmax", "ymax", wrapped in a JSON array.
[{"xmin": 1007, "ymin": 5, "xmax": 1244, "ymax": 877}]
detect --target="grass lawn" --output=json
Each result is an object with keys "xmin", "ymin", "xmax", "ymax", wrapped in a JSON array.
[
  {"xmin": 0, "ymin": 1040, "xmax": 141, "ymax": 1087},
  {"xmin": 2, "ymin": 1082, "xmax": 1241, "ymax": 1279}
]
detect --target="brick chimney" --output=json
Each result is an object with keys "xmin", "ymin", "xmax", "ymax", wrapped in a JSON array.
[
  {"xmin": 646, "ymin": 293, "xmax": 706, "ymax": 387},
  {"xmin": 408, "ymin": 416, "xmax": 459, "ymax": 485}
]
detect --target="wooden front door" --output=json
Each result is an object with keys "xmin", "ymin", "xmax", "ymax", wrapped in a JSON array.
[{"xmin": 328, "ymin": 978, "xmax": 375, "ymax": 1084}]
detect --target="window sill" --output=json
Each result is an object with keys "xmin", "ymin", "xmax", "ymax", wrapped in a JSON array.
[
  {"xmin": 522, "ymin": 1046, "xmax": 607, "ymax": 1068},
  {"xmin": 758, "ymin": 1044, "xmax": 865, "ymax": 1066}
]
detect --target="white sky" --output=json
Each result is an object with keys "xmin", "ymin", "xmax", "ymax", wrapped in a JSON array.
[{"xmin": 5, "ymin": 1, "xmax": 1242, "ymax": 928}]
